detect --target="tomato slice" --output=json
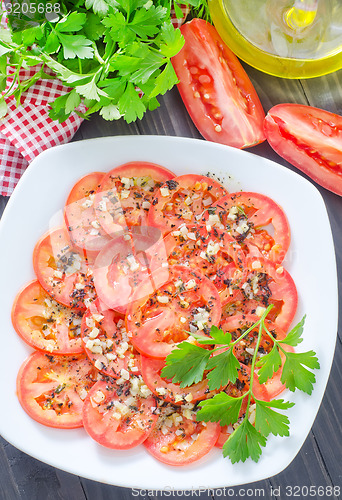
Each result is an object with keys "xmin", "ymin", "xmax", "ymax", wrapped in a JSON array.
[
  {"xmin": 94, "ymin": 162, "xmax": 175, "ymax": 236},
  {"xmin": 33, "ymin": 227, "xmax": 96, "ymax": 311},
  {"xmin": 151, "ymin": 224, "xmax": 246, "ymax": 305},
  {"xmin": 82, "ymin": 378, "xmax": 158, "ymax": 449},
  {"xmin": 220, "ymin": 314, "xmax": 293, "ymax": 399},
  {"xmin": 215, "ymin": 362, "xmax": 269, "ymax": 448},
  {"xmin": 93, "ymin": 226, "xmax": 168, "ymax": 315},
  {"xmin": 126, "ymin": 265, "xmax": 222, "ymax": 359},
  {"xmin": 264, "ymin": 104, "xmax": 342, "ymax": 196},
  {"xmin": 148, "ymin": 174, "xmax": 229, "ymax": 235},
  {"xmin": 208, "ymin": 192, "xmax": 290, "ymax": 264},
  {"xmin": 64, "ymin": 172, "xmax": 112, "ymax": 254},
  {"xmin": 81, "ymin": 299, "xmax": 140, "ymax": 378},
  {"xmin": 16, "ymin": 351, "xmax": 97, "ymax": 428},
  {"xmin": 140, "ymin": 356, "xmax": 218, "ymax": 405},
  {"xmin": 171, "ymin": 19, "xmax": 265, "ymax": 149},
  {"xmin": 144, "ymin": 403, "xmax": 220, "ymax": 465},
  {"xmin": 12, "ymin": 280, "xmax": 83, "ymax": 355},
  {"xmin": 222, "ymin": 256, "xmax": 298, "ymax": 332}
]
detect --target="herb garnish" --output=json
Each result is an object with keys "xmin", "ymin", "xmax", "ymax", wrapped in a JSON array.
[{"xmin": 162, "ymin": 306, "xmax": 320, "ymax": 463}]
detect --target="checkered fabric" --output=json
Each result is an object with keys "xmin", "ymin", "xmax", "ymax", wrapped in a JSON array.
[{"xmin": 0, "ymin": 9, "xmax": 189, "ymax": 197}]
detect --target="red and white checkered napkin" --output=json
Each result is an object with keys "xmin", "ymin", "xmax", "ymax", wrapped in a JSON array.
[{"xmin": 0, "ymin": 66, "xmax": 84, "ymax": 196}]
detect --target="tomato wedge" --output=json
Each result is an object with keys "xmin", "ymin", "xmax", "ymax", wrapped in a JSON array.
[
  {"xmin": 94, "ymin": 162, "xmax": 175, "ymax": 236},
  {"xmin": 81, "ymin": 299, "xmax": 140, "ymax": 378},
  {"xmin": 264, "ymin": 104, "xmax": 342, "ymax": 196},
  {"xmin": 17, "ymin": 352, "xmax": 97, "ymax": 428},
  {"xmin": 222, "ymin": 256, "xmax": 298, "ymax": 332},
  {"xmin": 82, "ymin": 378, "xmax": 158, "ymax": 449},
  {"xmin": 208, "ymin": 192, "xmax": 290, "ymax": 264},
  {"xmin": 140, "ymin": 356, "xmax": 218, "ymax": 405},
  {"xmin": 33, "ymin": 227, "xmax": 96, "ymax": 311},
  {"xmin": 12, "ymin": 280, "xmax": 83, "ymax": 355},
  {"xmin": 126, "ymin": 265, "xmax": 222, "ymax": 359},
  {"xmin": 148, "ymin": 174, "xmax": 228, "ymax": 235},
  {"xmin": 171, "ymin": 18, "xmax": 265, "ymax": 149},
  {"xmin": 93, "ymin": 226, "xmax": 168, "ymax": 315},
  {"xmin": 144, "ymin": 403, "xmax": 220, "ymax": 465},
  {"xmin": 64, "ymin": 171, "xmax": 111, "ymax": 254},
  {"xmin": 151, "ymin": 224, "xmax": 246, "ymax": 305}
]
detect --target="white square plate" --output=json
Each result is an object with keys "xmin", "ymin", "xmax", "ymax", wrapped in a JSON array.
[{"xmin": 0, "ymin": 136, "xmax": 337, "ymax": 489}]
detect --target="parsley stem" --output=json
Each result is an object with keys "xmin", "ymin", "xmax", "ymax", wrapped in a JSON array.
[{"xmin": 262, "ymin": 322, "xmax": 288, "ymax": 355}]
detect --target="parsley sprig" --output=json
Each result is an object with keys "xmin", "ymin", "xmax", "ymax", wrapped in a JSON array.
[
  {"xmin": 0, "ymin": 0, "xmax": 210, "ymax": 123},
  {"xmin": 162, "ymin": 306, "xmax": 320, "ymax": 463}
]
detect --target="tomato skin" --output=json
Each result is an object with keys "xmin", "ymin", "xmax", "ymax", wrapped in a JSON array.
[
  {"xmin": 264, "ymin": 104, "xmax": 342, "ymax": 196},
  {"xmin": 16, "ymin": 352, "xmax": 97, "ymax": 429},
  {"xmin": 94, "ymin": 162, "xmax": 175, "ymax": 236},
  {"xmin": 144, "ymin": 405, "xmax": 221, "ymax": 465},
  {"xmin": 64, "ymin": 171, "xmax": 111, "ymax": 254},
  {"xmin": 172, "ymin": 19, "xmax": 265, "ymax": 149},
  {"xmin": 82, "ymin": 379, "xmax": 158, "ymax": 449},
  {"xmin": 12, "ymin": 280, "xmax": 84, "ymax": 355},
  {"xmin": 126, "ymin": 265, "xmax": 222, "ymax": 359},
  {"xmin": 148, "ymin": 174, "xmax": 228, "ymax": 235}
]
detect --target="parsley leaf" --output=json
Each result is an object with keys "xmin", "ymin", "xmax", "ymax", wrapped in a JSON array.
[
  {"xmin": 281, "ymin": 351, "xmax": 320, "ymax": 394},
  {"xmin": 223, "ymin": 420, "xmax": 267, "ymax": 463},
  {"xmin": 279, "ymin": 315, "xmax": 306, "ymax": 347},
  {"xmin": 197, "ymin": 392, "xmax": 243, "ymax": 425},
  {"xmin": 161, "ymin": 342, "xmax": 210, "ymax": 388},
  {"xmin": 206, "ymin": 348, "xmax": 240, "ymax": 390},
  {"xmin": 256, "ymin": 345, "xmax": 282, "ymax": 384},
  {"xmin": 255, "ymin": 399, "xmax": 294, "ymax": 437}
]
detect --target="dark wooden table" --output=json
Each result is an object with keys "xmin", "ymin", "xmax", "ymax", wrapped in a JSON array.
[{"xmin": 1, "ymin": 63, "xmax": 341, "ymax": 500}]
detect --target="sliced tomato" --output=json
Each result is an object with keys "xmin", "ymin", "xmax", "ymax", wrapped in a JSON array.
[
  {"xmin": 94, "ymin": 162, "xmax": 175, "ymax": 236},
  {"xmin": 126, "ymin": 265, "xmax": 222, "ymax": 359},
  {"xmin": 140, "ymin": 356, "xmax": 218, "ymax": 405},
  {"xmin": 222, "ymin": 256, "xmax": 298, "ymax": 332},
  {"xmin": 93, "ymin": 226, "xmax": 168, "ymax": 315},
  {"xmin": 171, "ymin": 18, "xmax": 265, "ymax": 149},
  {"xmin": 64, "ymin": 172, "xmax": 112, "ymax": 253},
  {"xmin": 264, "ymin": 104, "xmax": 342, "ymax": 196},
  {"xmin": 82, "ymin": 378, "xmax": 158, "ymax": 449},
  {"xmin": 151, "ymin": 224, "xmax": 246, "ymax": 304},
  {"xmin": 208, "ymin": 192, "xmax": 290, "ymax": 264},
  {"xmin": 144, "ymin": 403, "xmax": 220, "ymax": 465},
  {"xmin": 148, "ymin": 174, "xmax": 228, "ymax": 235},
  {"xmin": 215, "ymin": 362, "xmax": 269, "ymax": 448},
  {"xmin": 220, "ymin": 314, "xmax": 293, "ymax": 399},
  {"xmin": 33, "ymin": 227, "xmax": 96, "ymax": 311},
  {"xmin": 81, "ymin": 299, "xmax": 140, "ymax": 378},
  {"xmin": 16, "ymin": 351, "xmax": 97, "ymax": 428},
  {"xmin": 11, "ymin": 280, "xmax": 83, "ymax": 355}
]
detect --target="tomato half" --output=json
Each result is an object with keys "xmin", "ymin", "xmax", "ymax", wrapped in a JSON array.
[
  {"xmin": 93, "ymin": 226, "xmax": 168, "ymax": 315},
  {"xmin": 148, "ymin": 174, "xmax": 228, "ymax": 235},
  {"xmin": 33, "ymin": 227, "xmax": 96, "ymax": 311},
  {"xmin": 144, "ymin": 404, "xmax": 220, "ymax": 465},
  {"xmin": 222, "ymin": 256, "xmax": 298, "ymax": 332},
  {"xmin": 208, "ymin": 192, "xmax": 290, "ymax": 264},
  {"xmin": 82, "ymin": 378, "xmax": 158, "ymax": 449},
  {"xmin": 16, "ymin": 351, "xmax": 97, "ymax": 428},
  {"xmin": 215, "ymin": 362, "xmax": 269, "ymax": 448},
  {"xmin": 140, "ymin": 356, "xmax": 217, "ymax": 405},
  {"xmin": 126, "ymin": 265, "xmax": 222, "ymax": 359},
  {"xmin": 171, "ymin": 19, "xmax": 265, "ymax": 149},
  {"xmin": 81, "ymin": 299, "xmax": 140, "ymax": 378},
  {"xmin": 12, "ymin": 280, "xmax": 83, "ymax": 355},
  {"xmin": 264, "ymin": 104, "xmax": 342, "ymax": 196},
  {"xmin": 64, "ymin": 172, "xmax": 112, "ymax": 253},
  {"xmin": 94, "ymin": 162, "xmax": 175, "ymax": 236}
]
